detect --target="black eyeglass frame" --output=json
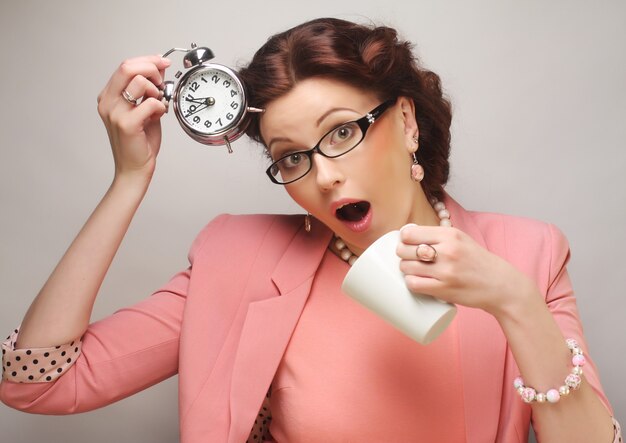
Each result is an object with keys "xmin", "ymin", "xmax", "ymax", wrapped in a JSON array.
[{"xmin": 265, "ymin": 98, "xmax": 397, "ymax": 185}]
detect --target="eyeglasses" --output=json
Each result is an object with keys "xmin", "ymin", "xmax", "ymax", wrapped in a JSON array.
[{"xmin": 266, "ymin": 98, "xmax": 397, "ymax": 185}]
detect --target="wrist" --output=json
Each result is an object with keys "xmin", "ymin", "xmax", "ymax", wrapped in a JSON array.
[
  {"xmin": 489, "ymin": 276, "xmax": 545, "ymax": 327},
  {"xmin": 112, "ymin": 169, "xmax": 153, "ymax": 192}
]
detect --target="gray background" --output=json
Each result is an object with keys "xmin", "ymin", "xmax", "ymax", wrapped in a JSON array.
[{"xmin": 0, "ymin": 1, "xmax": 624, "ymax": 442}]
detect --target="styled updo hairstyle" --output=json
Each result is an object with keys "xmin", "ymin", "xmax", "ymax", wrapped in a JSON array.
[{"xmin": 239, "ymin": 18, "xmax": 452, "ymax": 202}]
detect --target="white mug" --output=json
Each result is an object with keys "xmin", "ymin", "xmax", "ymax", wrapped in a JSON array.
[{"xmin": 341, "ymin": 230, "xmax": 456, "ymax": 345}]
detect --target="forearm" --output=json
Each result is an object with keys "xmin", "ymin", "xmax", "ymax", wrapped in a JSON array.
[
  {"xmin": 495, "ymin": 286, "xmax": 613, "ymax": 442},
  {"xmin": 15, "ymin": 174, "xmax": 150, "ymax": 349}
]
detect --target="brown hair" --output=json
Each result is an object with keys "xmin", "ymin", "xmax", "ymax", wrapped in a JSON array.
[{"xmin": 239, "ymin": 17, "xmax": 452, "ymax": 201}]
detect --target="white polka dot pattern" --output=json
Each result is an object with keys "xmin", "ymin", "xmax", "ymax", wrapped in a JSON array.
[{"xmin": 1, "ymin": 327, "xmax": 82, "ymax": 383}]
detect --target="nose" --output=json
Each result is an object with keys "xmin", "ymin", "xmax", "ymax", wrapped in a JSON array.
[{"xmin": 312, "ymin": 154, "xmax": 344, "ymax": 191}]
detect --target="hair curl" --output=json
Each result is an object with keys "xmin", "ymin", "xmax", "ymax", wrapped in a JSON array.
[{"xmin": 239, "ymin": 17, "xmax": 452, "ymax": 201}]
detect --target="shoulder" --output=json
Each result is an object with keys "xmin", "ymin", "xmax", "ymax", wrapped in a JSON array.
[
  {"xmin": 465, "ymin": 209, "xmax": 571, "ymax": 289},
  {"xmin": 187, "ymin": 213, "xmax": 307, "ymax": 262},
  {"xmin": 467, "ymin": 209, "xmax": 568, "ymax": 252}
]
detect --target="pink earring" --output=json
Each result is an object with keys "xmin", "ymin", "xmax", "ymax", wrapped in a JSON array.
[
  {"xmin": 411, "ymin": 154, "xmax": 424, "ymax": 182},
  {"xmin": 410, "ymin": 135, "xmax": 424, "ymax": 182},
  {"xmin": 304, "ymin": 213, "xmax": 312, "ymax": 232}
]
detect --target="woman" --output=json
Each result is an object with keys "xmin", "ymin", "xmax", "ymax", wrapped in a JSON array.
[{"xmin": 0, "ymin": 17, "xmax": 621, "ymax": 442}]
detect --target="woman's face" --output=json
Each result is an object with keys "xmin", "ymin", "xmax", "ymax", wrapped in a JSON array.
[{"xmin": 260, "ymin": 78, "xmax": 430, "ymax": 254}]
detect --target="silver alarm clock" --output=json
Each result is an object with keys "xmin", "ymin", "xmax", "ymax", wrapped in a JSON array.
[{"xmin": 161, "ymin": 44, "xmax": 263, "ymax": 153}]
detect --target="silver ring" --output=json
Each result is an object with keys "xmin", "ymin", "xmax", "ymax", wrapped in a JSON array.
[
  {"xmin": 416, "ymin": 243, "xmax": 437, "ymax": 262},
  {"xmin": 122, "ymin": 89, "xmax": 139, "ymax": 106}
]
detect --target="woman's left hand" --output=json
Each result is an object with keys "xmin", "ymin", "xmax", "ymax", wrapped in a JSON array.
[{"xmin": 396, "ymin": 224, "xmax": 538, "ymax": 318}]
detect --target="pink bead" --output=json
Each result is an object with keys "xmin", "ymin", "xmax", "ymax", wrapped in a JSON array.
[
  {"xmin": 546, "ymin": 389, "xmax": 560, "ymax": 403},
  {"xmin": 521, "ymin": 387, "xmax": 536, "ymax": 403},
  {"xmin": 513, "ymin": 377, "xmax": 524, "ymax": 389},
  {"xmin": 572, "ymin": 354, "xmax": 586, "ymax": 367},
  {"xmin": 565, "ymin": 373, "xmax": 582, "ymax": 390}
]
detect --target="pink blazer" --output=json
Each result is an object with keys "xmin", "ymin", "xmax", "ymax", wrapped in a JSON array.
[{"xmin": 0, "ymin": 194, "xmax": 612, "ymax": 442}]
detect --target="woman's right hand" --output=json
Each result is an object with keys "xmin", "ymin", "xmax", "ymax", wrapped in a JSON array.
[{"xmin": 97, "ymin": 55, "xmax": 171, "ymax": 181}]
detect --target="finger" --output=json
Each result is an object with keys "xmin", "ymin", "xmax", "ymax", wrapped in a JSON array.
[
  {"xmin": 399, "ymin": 223, "xmax": 448, "ymax": 245},
  {"xmin": 129, "ymin": 97, "xmax": 168, "ymax": 126},
  {"xmin": 399, "ymin": 259, "xmax": 438, "ymax": 279},
  {"xmin": 404, "ymin": 274, "xmax": 447, "ymax": 298},
  {"xmin": 98, "ymin": 56, "xmax": 169, "ymax": 106},
  {"xmin": 108, "ymin": 95, "xmax": 166, "ymax": 135},
  {"xmin": 122, "ymin": 75, "xmax": 161, "ymax": 105},
  {"xmin": 110, "ymin": 57, "xmax": 171, "ymax": 93},
  {"xmin": 143, "ymin": 82, "xmax": 163, "ymax": 101}
]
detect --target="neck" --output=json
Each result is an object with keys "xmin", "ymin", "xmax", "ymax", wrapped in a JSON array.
[{"xmin": 409, "ymin": 191, "xmax": 443, "ymax": 227}]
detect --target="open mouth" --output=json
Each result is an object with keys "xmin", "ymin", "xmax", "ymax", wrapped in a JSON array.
[{"xmin": 335, "ymin": 201, "xmax": 371, "ymax": 222}]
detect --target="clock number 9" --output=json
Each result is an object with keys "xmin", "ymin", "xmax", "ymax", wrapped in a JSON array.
[{"xmin": 193, "ymin": 116, "xmax": 201, "ymax": 124}]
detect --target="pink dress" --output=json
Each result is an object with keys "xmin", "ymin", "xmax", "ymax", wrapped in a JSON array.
[{"xmin": 269, "ymin": 250, "xmax": 466, "ymax": 442}]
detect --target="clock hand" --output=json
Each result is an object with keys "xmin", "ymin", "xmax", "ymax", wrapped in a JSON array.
[
  {"xmin": 184, "ymin": 97, "xmax": 217, "ymax": 117},
  {"xmin": 184, "ymin": 103, "xmax": 210, "ymax": 118},
  {"xmin": 187, "ymin": 96, "xmax": 216, "ymax": 104},
  {"xmin": 185, "ymin": 97, "xmax": 207, "ymax": 104}
]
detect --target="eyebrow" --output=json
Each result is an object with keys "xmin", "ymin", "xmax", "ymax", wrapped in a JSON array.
[
  {"xmin": 267, "ymin": 137, "xmax": 293, "ymax": 154},
  {"xmin": 267, "ymin": 107, "xmax": 360, "ymax": 153},
  {"xmin": 315, "ymin": 107, "xmax": 359, "ymax": 126}
]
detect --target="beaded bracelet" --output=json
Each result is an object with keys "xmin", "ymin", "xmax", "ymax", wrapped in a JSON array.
[{"xmin": 513, "ymin": 338, "xmax": 585, "ymax": 404}]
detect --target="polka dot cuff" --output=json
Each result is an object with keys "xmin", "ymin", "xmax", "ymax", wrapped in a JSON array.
[
  {"xmin": 1, "ymin": 327, "xmax": 82, "ymax": 383},
  {"xmin": 613, "ymin": 417, "xmax": 623, "ymax": 443},
  {"xmin": 246, "ymin": 386, "xmax": 273, "ymax": 442}
]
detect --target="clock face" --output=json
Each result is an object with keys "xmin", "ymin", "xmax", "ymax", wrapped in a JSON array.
[{"xmin": 176, "ymin": 66, "xmax": 245, "ymax": 135}]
